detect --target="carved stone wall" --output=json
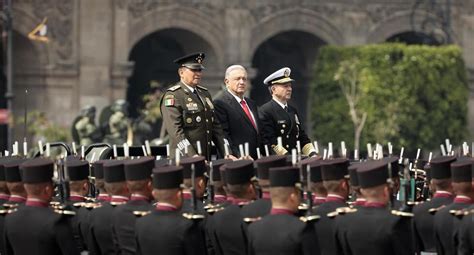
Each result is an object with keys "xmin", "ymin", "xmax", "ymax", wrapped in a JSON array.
[{"xmin": 9, "ymin": 0, "xmax": 474, "ymax": 140}]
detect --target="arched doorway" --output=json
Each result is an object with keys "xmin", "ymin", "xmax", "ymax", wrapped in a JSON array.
[
  {"xmin": 251, "ymin": 31, "xmax": 326, "ymax": 125},
  {"xmin": 386, "ymin": 31, "xmax": 440, "ymax": 45},
  {"xmin": 126, "ymin": 28, "xmax": 218, "ymax": 140}
]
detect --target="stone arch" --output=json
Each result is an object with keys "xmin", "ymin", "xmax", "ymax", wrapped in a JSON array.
[
  {"xmin": 128, "ymin": 6, "xmax": 226, "ymax": 67},
  {"xmin": 248, "ymin": 8, "xmax": 344, "ymax": 62},
  {"xmin": 367, "ymin": 10, "xmax": 458, "ymax": 44}
]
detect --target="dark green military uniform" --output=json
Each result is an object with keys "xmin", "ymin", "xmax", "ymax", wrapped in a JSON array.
[{"xmin": 161, "ymin": 81, "xmax": 226, "ymax": 160}]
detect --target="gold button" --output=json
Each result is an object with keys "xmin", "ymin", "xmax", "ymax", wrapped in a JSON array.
[
  {"xmin": 286, "ymin": 135, "xmax": 289, "ymax": 138},
  {"xmin": 286, "ymin": 145, "xmax": 289, "ymax": 148}
]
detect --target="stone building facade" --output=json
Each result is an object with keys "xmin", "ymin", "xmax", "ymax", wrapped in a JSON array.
[{"xmin": 4, "ymin": 0, "xmax": 474, "ymax": 143}]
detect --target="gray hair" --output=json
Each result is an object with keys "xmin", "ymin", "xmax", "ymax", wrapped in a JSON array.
[{"xmin": 224, "ymin": 65, "xmax": 246, "ymax": 79}]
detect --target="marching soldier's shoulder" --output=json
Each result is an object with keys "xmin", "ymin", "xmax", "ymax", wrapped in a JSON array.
[
  {"xmin": 391, "ymin": 210, "xmax": 414, "ymax": 217},
  {"xmin": 206, "ymin": 205, "xmax": 225, "ymax": 214},
  {"xmin": 110, "ymin": 201, "xmax": 127, "ymax": 207},
  {"xmin": 196, "ymin": 85, "xmax": 208, "ymax": 91},
  {"xmin": 167, "ymin": 84, "xmax": 182, "ymax": 92},
  {"xmin": 84, "ymin": 202, "xmax": 102, "ymax": 210},
  {"xmin": 1, "ymin": 207, "xmax": 18, "ymax": 215}
]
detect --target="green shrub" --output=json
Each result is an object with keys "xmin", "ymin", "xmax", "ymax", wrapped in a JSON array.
[{"xmin": 309, "ymin": 43, "xmax": 469, "ymax": 156}]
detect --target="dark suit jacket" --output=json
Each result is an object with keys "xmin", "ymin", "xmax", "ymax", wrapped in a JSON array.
[{"xmin": 214, "ymin": 90, "xmax": 262, "ymax": 159}]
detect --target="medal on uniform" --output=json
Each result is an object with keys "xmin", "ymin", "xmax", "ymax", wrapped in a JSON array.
[
  {"xmin": 205, "ymin": 97, "xmax": 214, "ymax": 110},
  {"xmin": 186, "ymin": 118, "xmax": 192, "ymax": 124},
  {"xmin": 187, "ymin": 97, "xmax": 192, "ymax": 102},
  {"xmin": 281, "ymin": 129, "xmax": 284, "ymax": 134},
  {"xmin": 196, "ymin": 116, "xmax": 202, "ymax": 123},
  {"xmin": 186, "ymin": 102, "xmax": 198, "ymax": 111}
]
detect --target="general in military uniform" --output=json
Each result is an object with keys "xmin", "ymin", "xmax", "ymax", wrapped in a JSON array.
[
  {"xmin": 259, "ymin": 67, "xmax": 316, "ymax": 156},
  {"xmin": 160, "ymin": 52, "xmax": 227, "ymax": 160}
]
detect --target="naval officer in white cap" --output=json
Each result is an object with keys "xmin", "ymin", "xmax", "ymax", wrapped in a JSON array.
[{"xmin": 258, "ymin": 67, "xmax": 317, "ymax": 157}]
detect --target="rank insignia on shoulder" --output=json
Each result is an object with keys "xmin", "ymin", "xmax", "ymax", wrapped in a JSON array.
[
  {"xmin": 3, "ymin": 203, "xmax": 19, "ymax": 209},
  {"xmin": 336, "ymin": 207, "xmax": 357, "ymax": 215},
  {"xmin": 133, "ymin": 211, "xmax": 151, "ymax": 217},
  {"xmin": 6, "ymin": 208, "xmax": 17, "ymax": 214},
  {"xmin": 327, "ymin": 211, "xmax": 339, "ymax": 218},
  {"xmin": 73, "ymin": 202, "xmax": 86, "ymax": 208},
  {"xmin": 85, "ymin": 202, "xmax": 102, "ymax": 210},
  {"xmin": 182, "ymin": 213, "xmax": 205, "ymax": 220},
  {"xmin": 300, "ymin": 215, "xmax": 320, "ymax": 222},
  {"xmin": 206, "ymin": 206, "xmax": 224, "ymax": 214},
  {"xmin": 391, "ymin": 210, "xmax": 414, "ymax": 217},
  {"xmin": 164, "ymin": 95, "xmax": 176, "ymax": 107},
  {"xmin": 196, "ymin": 85, "xmax": 208, "ymax": 91},
  {"xmin": 243, "ymin": 217, "xmax": 261, "ymax": 223},
  {"xmin": 428, "ymin": 205, "xmax": 445, "ymax": 214},
  {"xmin": 110, "ymin": 201, "xmax": 127, "ymax": 206},
  {"xmin": 167, "ymin": 85, "xmax": 181, "ymax": 91},
  {"xmin": 54, "ymin": 209, "xmax": 76, "ymax": 216}
]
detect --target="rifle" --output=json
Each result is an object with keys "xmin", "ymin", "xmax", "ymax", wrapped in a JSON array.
[
  {"xmin": 191, "ymin": 163, "xmax": 197, "ymax": 213},
  {"xmin": 207, "ymin": 161, "xmax": 215, "ymax": 205},
  {"xmin": 306, "ymin": 164, "xmax": 313, "ymax": 216},
  {"xmin": 57, "ymin": 157, "xmax": 70, "ymax": 205}
]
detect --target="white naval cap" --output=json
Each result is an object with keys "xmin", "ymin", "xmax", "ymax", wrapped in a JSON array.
[{"xmin": 263, "ymin": 67, "xmax": 295, "ymax": 86}]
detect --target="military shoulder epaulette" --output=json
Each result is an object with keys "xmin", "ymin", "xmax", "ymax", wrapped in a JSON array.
[
  {"xmin": 206, "ymin": 206, "xmax": 225, "ymax": 214},
  {"xmin": 182, "ymin": 213, "xmax": 205, "ymax": 220},
  {"xmin": 133, "ymin": 210, "xmax": 151, "ymax": 217},
  {"xmin": 407, "ymin": 201, "xmax": 422, "ymax": 206},
  {"xmin": 54, "ymin": 209, "xmax": 76, "ymax": 216},
  {"xmin": 3, "ymin": 203, "xmax": 19, "ymax": 209},
  {"xmin": 110, "ymin": 201, "xmax": 127, "ymax": 206},
  {"xmin": 391, "ymin": 210, "xmax": 414, "ymax": 217},
  {"xmin": 300, "ymin": 215, "xmax": 320, "ymax": 223},
  {"xmin": 167, "ymin": 85, "xmax": 181, "ymax": 92},
  {"xmin": 85, "ymin": 197, "xmax": 96, "ymax": 202},
  {"xmin": 196, "ymin": 85, "xmax": 208, "ymax": 91},
  {"xmin": 50, "ymin": 201, "xmax": 61, "ymax": 207},
  {"xmin": 84, "ymin": 202, "xmax": 102, "ymax": 210},
  {"xmin": 73, "ymin": 202, "xmax": 86, "ymax": 208},
  {"xmin": 243, "ymin": 217, "xmax": 261, "ymax": 223},
  {"xmin": 327, "ymin": 211, "xmax": 339, "ymax": 218},
  {"xmin": 298, "ymin": 203, "xmax": 309, "ymax": 211},
  {"xmin": 428, "ymin": 205, "xmax": 446, "ymax": 214},
  {"xmin": 5, "ymin": 208, "xmax": 17, "ymax": 214},
  {"xmin": 336, "ymin": 207, "xmax": 357, "ymax": 215}
]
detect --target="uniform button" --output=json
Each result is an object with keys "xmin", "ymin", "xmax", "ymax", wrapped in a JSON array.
[
  {"xmin": 206, "ymin": 119, "xmax": 209, "ymax": 122},
  {"xmin": 286, "ymin": 135, "xmax": 289, "ymax": 138},
  {"xmin": 207, "ymin": 131, "xmax": 210, "ymax": 134},
  {"xmin": 286, "ymin": 145, "xmax": 289, "ymax": 148}
]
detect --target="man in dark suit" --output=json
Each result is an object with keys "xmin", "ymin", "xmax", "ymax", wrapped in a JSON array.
[
  {"xmin": 258, "ymin": 67, "xmax": 316, "ymax": 157},
  {"xmin": 214, "ymin": 65, "xmax": 262, "ymax": 159}
]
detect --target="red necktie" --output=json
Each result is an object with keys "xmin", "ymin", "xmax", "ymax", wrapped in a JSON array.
[{"xmin": 240, "ymin": 100, "xmax": 257, "ymax": 130}]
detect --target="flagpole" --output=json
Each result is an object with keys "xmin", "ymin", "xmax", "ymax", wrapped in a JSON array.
[{"xmin": 4, "ymin": 0, "xmax": 13, "ymax": 148}]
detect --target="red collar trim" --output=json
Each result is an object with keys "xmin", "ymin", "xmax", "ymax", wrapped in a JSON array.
[
  {"xmin": 156, "ymin": 203, "xmax": 178, "ymax": 212},
  {"xmin": 434, "ymin": 191, "xmax": 454, "ymax": 198},
  {"xmin": 131, "ymin": 194, "xmax": 150, "ymax": 202},
  {"xmin": 97, "ymin": 194, "xmax": 111, "ymax": 201},
  {"xmin": 364, "ymin": 202, "xmax": 387, "ymax": 208},
  {"xmin": 0, "ymin": 194, "xmax": 10, "ymax": 200},
  {"xmin": 313, "ymin": 196, "xmax": 326, "ymax": 205},
  {"xmin": 325, "ymin": 194, "xmax": 345, "ymax": 203},
  {"xmin": 111, "ymin": 196, "xmax": 129, "ymax": 203},
  {"xmin": 353, "ymin": 198, "xmax": 367, "ymax": 206},
  {"xmin": 454, "ymin": 196, "xmax": 472, "ymax": 204},
  {"xmin": 26, "ymin": 199, "xmax": 49, "ymax": 208},
  {"xmin": 261, "ymin": 192, "xmax": 271, "ymax": 200},
  {"xmin": 228, "ymin": 197, "xmax": 250, "ymax": 206},
  {"xmin": 182, "ymin": 192, "xmax": 192, "ymax": 200},
  {"xmin": 69, "ymin": 195, "xmax": 85, "ymax": 202},
  {"xmin": 9, "ymin": 195, "xmax": 26, "ymax": 203},
  {"xmin": 214, "ymin": 195, "xmax": 227, "ymax": 203},
  {"xmin": 271, "ymin": 208, "xmax": 295, "ymax": 215}
]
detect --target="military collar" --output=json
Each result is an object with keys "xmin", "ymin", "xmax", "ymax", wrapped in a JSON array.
[
  {"xmin": 433, "ymin": 191, "xmax": 454, "ymax": 198},
  {"xmin": 270, "ymin": 207, "xmax": 296, "ymax": 215},
  {"xmin": 454, "ymin": 195, "xmax": 472, "ymax": 204},
  {"xmin": 131, "ymin": 194, "xmax": 150, "ymax": 202},
  {"xmin": 9, "ymin": 195, "xmax": 26, "ymax": 203},
  {"xmin": 182, "ymin": 191, "xmax": 192, "ymax": 200},
  {"xmin": 272, "ymin": 98, "xmax": 288, "ymax": 110},
  {"xmin": 26, "ymin": 198, "xmax": 49, "ymax": 208},
  {"xmin": 181, "ymin": 81, "xmax": 197, "ymax": 94},
  {"xmin": 69, "ymin": 195, "xmax": 86, "ymax": 202},
  {"xmin": 363, "ymin": 201, "xmax": 387, "ymax": 208},
  {"xmin": 261, "ymin": 192, "xmax": 271, "ymax": 200},
  {"xmin": 214, "ymin": 195, "xmax": 227, "ymax": 203},
  {"xmin": 155, "ymin": 202, "xmax": 178, "ymax": 212},
  {"xmin": 0, "ymin": 194, "xmax": 10, "ymax": 201},
  {"xmin": 110, "ymin": 195, "xmax": 129, "ymax": 203},
  {"xmin": 325, "ymin": 194, "xmax": 346, "ymax": 203}
]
